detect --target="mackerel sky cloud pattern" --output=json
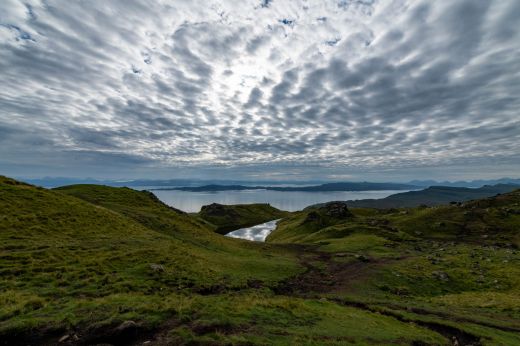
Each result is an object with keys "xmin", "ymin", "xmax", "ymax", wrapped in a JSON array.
[{"xmin": 0, "ymin": 0, "xmax": 519, "ymax": 180}]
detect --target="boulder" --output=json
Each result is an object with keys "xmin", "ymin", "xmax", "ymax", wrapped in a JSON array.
[
  {"xmin": 149, "ymin": 263, "xmax": 165, "ymax": 272},
  {"xmin": 320, "ymin": 202, "xmax": 352, "ymax": 218},
  {"xmin": 116, "ymin": 320, "xmax": 138, "ymax": 333},
  {"xmin": 431, "ymin": 271, "xmax": 449, "ymax": 282}
]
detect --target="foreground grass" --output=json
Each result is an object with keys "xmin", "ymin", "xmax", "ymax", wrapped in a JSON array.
[
  {"xmin": 0, "ymin": 177, "xmax": 300, "ymax": 339},
  {"xmin": 2, "ymin": 176, "xmax": 520, "ymax": 345},
  {"xmin": 267, "ymin": 192, "xmax": 520, "ymax": 345},
  {"xmin": 163, "ymin": 292, "xmax": 446, "ymax": 345}
]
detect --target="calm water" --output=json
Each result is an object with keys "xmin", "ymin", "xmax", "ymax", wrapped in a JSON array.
[
  {"xmin": 226, "ymin": 219, "xmax": 280, "ymax": 242},
  {"xmin": 151, "ymin": 189, "xmax": 406, "ymax": 213}
]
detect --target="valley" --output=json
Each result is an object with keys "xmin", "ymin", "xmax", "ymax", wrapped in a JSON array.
[{"xmin": 1, "ymin": 176, "xmax": 519, "ymax": 345}]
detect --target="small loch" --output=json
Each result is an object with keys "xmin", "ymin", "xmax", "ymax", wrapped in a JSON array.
[{"xmin": 226, "ymin": 219, "xmax": 280, "ymax": 242}]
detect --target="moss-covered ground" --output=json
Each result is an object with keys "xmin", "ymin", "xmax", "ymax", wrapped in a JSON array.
[
  {"xmin": 267, "ymin": 191, "xmax": 520, "ymax": 345},
  {"xmin": 1, "ymin": 176, "xmax": 519, "ymax": 345}
]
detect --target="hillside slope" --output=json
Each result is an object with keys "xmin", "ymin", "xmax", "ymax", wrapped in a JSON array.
[
  {"xmin": 265, "ymin": 192, "xmax": 520, "ymax": 345},
  {"xmin": 1, "ymin": 177, "xmax": 455, "ymax": 345},
  {"xmin": 271, "ymin": 189, "xmax": 520, "ymax": 244},
  {"xmin": 0, "ymin": 177, "xmax": 303, "ymax": 343},
  {"xmin": 55, "ymin": 184, "xmax": 209, "ymax": 237}
]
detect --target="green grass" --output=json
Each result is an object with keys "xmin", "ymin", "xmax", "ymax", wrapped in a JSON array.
[
  {"xmin": 265, "ymin": 189, "xmax": 520, "ymax": 344},
  {"xmin": 269, "ymin": 190, "xmax": 520, "ymax": 247},
  {"xmin": 0, "ymin": 177, "xmax": 300, "ymax": 338},
  {"xmin": 2, "ymin": 176, "xmax": 520, "ymax": 345},
  {"xmin": 318, "ymin": 233, "xmax": 395, "ymax": 257},
  {"xmin": 163, "ymin": 293, "xmax": 446, "ymax": 345},
  {"xmin": 54, "ymin": 184, "xmax": 211, "ymax": 238},
  {"xmin": 388, "ymin": 192, "xmax": 520, "ymax": 241}
]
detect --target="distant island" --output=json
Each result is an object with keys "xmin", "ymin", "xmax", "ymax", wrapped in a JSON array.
[
  {"xmin": 308, "ymin": 184, "xmax": 520, "ymax": 209},
  {"xmin": 151, "ymin": 182, "xmax": 419, "ymax": 192},
  {"xmin": 24, "ymin": 177, "xmax": 520, "ymax": 189}
]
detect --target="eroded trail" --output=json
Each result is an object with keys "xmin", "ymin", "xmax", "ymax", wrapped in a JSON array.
[
  {"xmin": 273, "ymin": 245, "xmax": 392, "ymax": 296},
  {"xmin": 271, "ymin": 246, "xmax": 484, "ymax": 346}
]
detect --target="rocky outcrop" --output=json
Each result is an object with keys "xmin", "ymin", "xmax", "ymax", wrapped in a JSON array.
[
  {"xmin": 319, "ymin": 201, "xmax": 353, "ymax": 218},
  {"xmin": 302, "ymin": 202, "xmax": 353, "ymax": 226},
  {"xmin": 200, "ymin": 203, "xmax": 238, "ymax": 217}
]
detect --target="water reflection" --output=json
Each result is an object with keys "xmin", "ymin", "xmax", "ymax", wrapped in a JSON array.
[
  {"xmin": 151, "ymin": 189, "xmax": 407, "ymax": 213},
  {"xmin": 226, "ymin": 219, "xmax": 280, "ymax": 242}
]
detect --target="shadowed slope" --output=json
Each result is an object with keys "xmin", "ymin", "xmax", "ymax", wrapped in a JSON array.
[
  {"xmin": 55, "ymin": 184, "xmax": 210, "ymax": 237},
  {"xmin": 0, "ymin": 177, "xmax": 300, "ymax": 339}
]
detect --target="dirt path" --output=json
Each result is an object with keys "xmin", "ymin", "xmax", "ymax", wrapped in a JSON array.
[
  {"xmin": 272, "ymin": 247, "xmax": 390, "ymax": 296},
  {"xmin": 271, "ymin": 247, "xmax": 484, "ymax": 346}
]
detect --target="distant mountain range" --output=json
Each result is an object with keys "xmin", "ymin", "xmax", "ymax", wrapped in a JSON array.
[
  {"xmin": 153, "ymin": 182, "xmax": 418, "ymax": 192},
  {"xmin": 23, "ymin": 176, "xmax": 520, "ymax": 189},
  {"xmin": 409, "ymin": 178, "xmax": 520, "ymax": 188},
  {"xmin": 23, "ymin": 177, "xmax": 325, "ymax": 188},
  {"xmin": 309, "ymin": 184, "xmax": 520, "ymax": 209}
]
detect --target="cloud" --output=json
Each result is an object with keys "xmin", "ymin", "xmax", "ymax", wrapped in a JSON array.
[{"xmin": 0, "ymin": 0, "xmax": 519, "ymax": 180}]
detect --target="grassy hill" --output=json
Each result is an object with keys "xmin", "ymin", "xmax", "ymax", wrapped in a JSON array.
[
  {"xmin": 0, "ymin": 177, "xmax": 300, "ymax": 343},
  {"xmin": 266, "ymin": 192, "xmax": 520, "ymax": 345},
  {"xmin": 0, "ymin": 177, "xmax": 444, "ymax": 345},
  {"xmin": 308, "ymin": 184, "xmax": 519, "ymax": 209},
  {"xmin": 196, "ymin": 203, "xmax": 289, "ymax": 234},
  {"xmin": 269, "ymin": 190, "xmax": 520, "ymax": 244},
  {"xmin": 2, "ymin": 176, "xmax": 520, "ymax": 345}
]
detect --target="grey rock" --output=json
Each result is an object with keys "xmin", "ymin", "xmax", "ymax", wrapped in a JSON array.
[
  {"xmin": 431, "ymin": 271, "xmax": 449, "ymax": 282},
  {"xmin": 58, "ymin": 334, "xmax": 70, "ymax": 343},
  {"xmin": 116, "ymin": 320, "xmax": 137, "ymax": 332},
  {"xmin": 149, "ymin": 263, "xmax": 165, "ymax": 272}
]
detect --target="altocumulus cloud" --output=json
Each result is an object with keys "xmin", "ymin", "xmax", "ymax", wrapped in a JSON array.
[{"xmin": 0, "ymin": 0, "xmax": 519, "ymax": 180}]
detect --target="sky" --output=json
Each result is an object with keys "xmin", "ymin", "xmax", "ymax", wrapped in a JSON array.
[{"xmin": 0, "ymin": 0, "xmax": 519, "ymax": 182}]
